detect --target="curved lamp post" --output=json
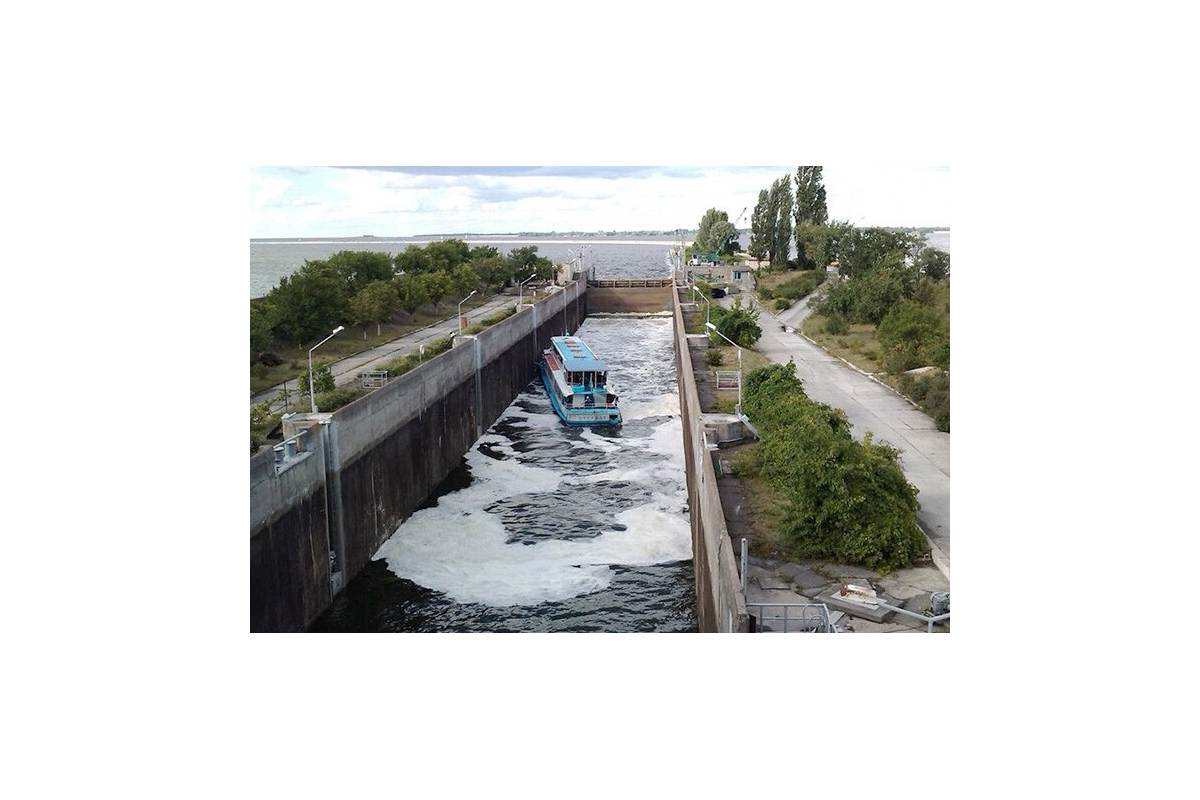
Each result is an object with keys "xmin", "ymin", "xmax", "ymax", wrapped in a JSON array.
[
  {"xmin": 706, "ymin": 321, "xmax": 742, "ymax": 417},
  {"xmin": 309, "ymin": 325, "xmax": 344, "ymax": 414},
  {"xmin": 518, "ymin": 272, "xmax": 537, "ymax": 307},
  {"xmin": 458, "ymin": 290, "xmax": 477, "ymax": 333}
]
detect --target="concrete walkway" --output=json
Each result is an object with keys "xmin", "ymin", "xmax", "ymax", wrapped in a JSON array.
[{"xmin": 251, "ymin": 292, "xmax": 523, "ymax": 414}]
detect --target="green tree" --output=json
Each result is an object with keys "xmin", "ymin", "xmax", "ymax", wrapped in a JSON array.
[
  {"xmin": 469, "ymin": 244, "xmax": 501, "ymax": 261},
  {"xmin": 268, "ymin": 262, "xmax": 346, "ymax": 345},
  {"xmin": 710, "ymin": 298, "xmax": 762, "ymax": 347},
  {"xmin": 394, "ymin": 245, "xmax": 432, "ymax": 275},
  {"xmin": 694, "ymin": 208, "xmax": 730, "ymax": 254},
  {"xmin": 325, "ymin": 250, "xmax": 395, "ymax": 295},
  {"xmin": 250, "ymin": 301, "xmax": 275, "ymax": 359},
  {"xmin": 425, "ymin": 239, "xmax": 471, "ymax": 272},
  {"xmin": 709, "ymin": 220, "xmax": 738, "ymax": 259},
  {"xmin": 771, "ymin": 176, "xmax": 793, "ymax": 268},
  {"xmin": 917, "ymin": 247, "xmax": 950, "ymax": 281},
  {"xmin": 449, "ymin": 263, "xmax": 480, "ymax": 298},
  {"xmin": 507, "ymin": 246, "xmax": 553, "ymax": 279},
  {"xmin": 749, "ymin": 189, "xmax": 771, "ymax": 262},
  {"xmin": 298, "ymin": 362, "xmax": 335, "ymax": 398},
  {"xmin": 422, "ymin": 271, "xmax": 451, "ymax": 310},
  {"xmin": 472, "ymin": 256, "xmax": 514, "ymax": 291},
  {"xmin": 793, "ymin": 166, "xmax": 828, "ymax": 226},
  {"xmin": 349, "ymin": 280, "xmax": 400, "ymax": 338},
  {"xmin": 393, "ymin": 273, "xmax": 430, "ymax": 316}
]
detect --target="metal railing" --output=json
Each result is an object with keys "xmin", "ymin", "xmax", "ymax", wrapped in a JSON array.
[{"xmin": 747, "ymin": 603, "xmax": 837, "ymax": 633}]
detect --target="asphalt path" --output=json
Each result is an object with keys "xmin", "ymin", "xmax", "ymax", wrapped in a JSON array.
[{"xmin": 719, "ymin": 289, "xmax": 951, "ymax": 572}]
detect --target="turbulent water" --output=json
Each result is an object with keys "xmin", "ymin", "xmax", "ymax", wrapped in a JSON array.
[{"xmin": 310, "ymin": 316, "xmax": 697, "ymax": 632}]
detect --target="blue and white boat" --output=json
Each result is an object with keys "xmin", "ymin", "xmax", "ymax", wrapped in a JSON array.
[{"xmin": 539, "ymin": 336, "xmax": 622, "ymax": 427}]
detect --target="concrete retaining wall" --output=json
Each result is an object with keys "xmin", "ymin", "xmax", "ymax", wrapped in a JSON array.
[
  {"xmin": 671, "ymin": 287, "xmax": 750, "ymax": 633},
  {"xmin": 250, "ymin": 280, "xmax": 587, "ymax": 632}
]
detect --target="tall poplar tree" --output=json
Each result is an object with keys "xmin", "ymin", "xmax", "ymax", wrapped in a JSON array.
[
  {"xmin": 771, "ymin": 175, "xmax": 793, "ymax": 268},
  {"xmin": 749, "ymin": 189, "xmax": 770, "ymax": 263},
  {"xmin": 794, "ymin": 166, "xmax": 829, "ymax": 270}
]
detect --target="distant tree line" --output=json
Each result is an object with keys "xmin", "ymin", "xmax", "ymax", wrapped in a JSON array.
[{"xmin": 250, "ymin": 241, "xmax": 554, "ymax": 358}]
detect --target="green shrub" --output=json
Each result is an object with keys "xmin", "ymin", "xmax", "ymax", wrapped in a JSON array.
[
  {"xmin": 705, "ymin": 349, "xmax": 724, "ymax": 366},
  {"xmin": 251, "ymin": 431, "xmax": 264, "ymax": 454},
  {"xmin": 316, "ymin": 387, "xmax": 366, "ymax": 412},
  {"xmin": 774, "ymin": 298, "xmax": 792, "ymax": 311},
  {"xmin": 824, "ymin": 314, "xmax": 848, "ymax": 334}
]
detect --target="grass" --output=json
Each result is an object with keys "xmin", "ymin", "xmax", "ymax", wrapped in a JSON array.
[{"xmin": 801, "ymin": 313, "xmax": 887, "ymax": 374}]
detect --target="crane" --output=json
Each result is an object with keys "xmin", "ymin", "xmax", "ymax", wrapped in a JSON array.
[{"xmin": 707, "ymin": 206, "xmax": 747, "ymax": 264}]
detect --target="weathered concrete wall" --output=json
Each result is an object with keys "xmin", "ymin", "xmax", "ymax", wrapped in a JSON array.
[
  {"xmin": 587, "ymin": 285, "xmax": 673, "ymax": 314},
  {"xmin": 250, "ymin": 280, "xmax": 587, "ymax": 632},
  {"xmin": 250, "ymin": 431, "xmax": 332, "ymax": 632},
  {"xmin": 672, "ymin": 288, "xmax": 749, "ymax": 633}
]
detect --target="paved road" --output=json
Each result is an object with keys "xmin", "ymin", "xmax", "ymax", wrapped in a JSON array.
[
  {"xmin": 251, "ymin": 293, "xmax": 522, "ymax": 413},
  {"xmin": 722, "ymin": 289, "xmax": 951, "ymax": 572}
]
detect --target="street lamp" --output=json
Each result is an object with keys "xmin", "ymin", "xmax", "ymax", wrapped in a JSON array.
[
  {"xmin": 518, "ymin": 272, "xmax": 537, "ymax": 307},
  {"xmin": 309, "ymin": 325, "xmax": 344, "ymax": 414},
  {"xmin": 706, "ymin": 321, "xmax": 742, "ymax": 417},
  {"xmin": 691, "ymin": 284, "xmax": 712, "ymax": 327},
  {"xmin": 458, "ymin": 290, "xmax": 477, "ymax": 333}
]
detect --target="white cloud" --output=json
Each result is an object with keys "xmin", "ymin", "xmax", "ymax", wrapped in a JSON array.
[{"xmin": 249, "ymin": 166, "xmax": 949, "ymax": 237}]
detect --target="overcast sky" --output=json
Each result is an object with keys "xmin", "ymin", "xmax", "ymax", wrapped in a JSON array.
[{"xmin": 249, "ymin": 166, "xmax": 950, "ymax": 238}]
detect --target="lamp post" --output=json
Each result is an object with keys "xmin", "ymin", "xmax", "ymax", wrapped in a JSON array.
[
  {"xmin": 309, "ymin": 325, "xmax": 344, "ymax": 414},
  {"xmin": 705, "ymin": 321, "xmax": 742, "ymax": 417},
  {"xmin": 458, "ymin": 290, "xmax": 477, "ymax": 333},
  {"xmin": 518, "ymin": 272, "xmax": 536, "ymax": 307},
  {"xmin": 691, "ymin": 284, "xmax": 711, "ymax": 328}
]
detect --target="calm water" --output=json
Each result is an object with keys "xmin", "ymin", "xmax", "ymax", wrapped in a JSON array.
[
  {"xmin": 249, "ymin": 231, "xmax": 950, "ymax": 299},
  {"xmin": 311, "ymin": 316, "xmax": 696, "ymax": 632}
]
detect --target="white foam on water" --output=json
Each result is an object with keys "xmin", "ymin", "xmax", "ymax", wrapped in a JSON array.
[{"xmin": 619, "ymin": 392, "xmax": 680, "ymax": 421}]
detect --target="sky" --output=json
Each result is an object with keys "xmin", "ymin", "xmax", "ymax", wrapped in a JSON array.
[{"xmin": 249, "ymin": 166, "xmax": 950, "ymax": 238}]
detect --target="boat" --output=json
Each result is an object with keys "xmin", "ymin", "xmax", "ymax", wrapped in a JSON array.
[{"xmin": 539, "ymin": 336, "xmax": 622, "ymax": 426}]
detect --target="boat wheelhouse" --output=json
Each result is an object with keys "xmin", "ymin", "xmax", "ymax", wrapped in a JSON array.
[{"xmin": 539, "ymin": 336, "xmax": 622, "ymax": 427}]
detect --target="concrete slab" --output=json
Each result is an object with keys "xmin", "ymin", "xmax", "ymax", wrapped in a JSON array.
[
  {"xmin": 819, "ymin": 591, "xmax": 896, "ymax": 623},
  {"xmin": 776, "ymin": 563, "xmax": 830, "ymax": 594}
]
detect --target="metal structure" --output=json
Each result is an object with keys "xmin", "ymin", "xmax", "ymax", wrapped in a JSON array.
[
  {"xmin": 361, "ymin": 370, "xmax": 388, "ymax": 389},
  {"xmin": 308, "ymin": 325, "xmax": 344, "ymax": 414},
  {"xmin": 746, "ymin": 602, "xmax": 837, "ymax": 633}
]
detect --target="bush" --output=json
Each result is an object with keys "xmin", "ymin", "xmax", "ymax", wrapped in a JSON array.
[
  {"xmin": 823, "ymin": 314, "xmax": 848, "ymax": 335},
  {"xmin": 774, "ymin": 298, "xmax": 792, "ymax": 311},
  {"xmin": 251, "ymin": 362, "xmax": 268, "ymax": 380},
  {"xmin": 316, "ymin": 387, "xmax": 366, "ymax": 412},
  {"xmin": 251, "ymin": 431, "xmax": 264, "ymax": 453},
  {"xmin": 256, "ymin": 351, "xmax": 284, "ymax": 367},
  {"xmin": 705, "ymin": 349, "xmax": 724, "ymax": 366}
]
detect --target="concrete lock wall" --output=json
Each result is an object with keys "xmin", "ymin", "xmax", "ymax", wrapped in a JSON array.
[
  {"xmin": 250, "ymin": 280, "xmax": 587, "ymax": 632},
  {"xmin": 671, "ymin": 287, "xmax": 750, "ymax": 633}
]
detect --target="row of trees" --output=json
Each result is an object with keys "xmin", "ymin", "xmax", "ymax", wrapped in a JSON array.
[
  {"xmin": 251, "ymin": 242, "xmax": 554, "ymax": 358},
  {"xmin": 749, "ymin": 166, "xmax": 829, "ymax": 268}
]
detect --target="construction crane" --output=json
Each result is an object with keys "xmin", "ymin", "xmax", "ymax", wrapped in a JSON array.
[{"xmin": 706, "ymin": 206, "xmax": 747, "ymax": 264}]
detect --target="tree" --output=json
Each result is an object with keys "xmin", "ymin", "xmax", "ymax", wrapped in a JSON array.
[
  {"xmin": 507, "ymin": 246, "xmax": 553, "ymax": 279},
  {"xmin": 325, "ymin": 250, "xmax": 395, "ymax": 295},
  {"xmin": 250, "ymin": 301, "xmax": 275, "ymax": 359},
  {"xmin": 298, "ymin": 362, "xmax": 335, "ymax": 398},
  {"xmin": 268, "ymin": 262, "xmax": 346, "ymax": 345},
  {"xmin": 770, "ymin": 176, "xmax": 793, "ymax": 268},
  {"xmin": 794, "ymin": 166, "xmax": 828, "ymax": 226},
  {"xmin": 749, "ymin": 189, "xmax": 770, "ymax": 263},
  {"xmin": 393, "ymin": 273, "xmax": 429, "ymax": 317},
  {"xmin": 469, "ymin": 244, "xmax": 501, "ymax": 261},
  {"xmin": 349, "ymin": 280, "xmax": 400, "ymax": 338},
  {"xmin": 917, "ymin": 247, "xmax": 950, "ymax": 281},
  {"xmin": 422, "ymin": 271, "xmax": 451, "ymax": 310},
  {"xmin": 425, "ymin": 239, "xmax": 471, "ymax": 272},
  {"xmin": 394, "ymin": 245, "xmax": 432, "ymax": 275},
  {"xmin": 449, "ymin": 263, "xmax": 479, "ymax": 298},
  {"xmin": 710, "ymin": 298, "xmax": 762, "ymax": 347},
  {"xmin": 694, "ymin": 208, "xmax": 730, "ymax": 254},
  {"xmin": 709, "ymin": 220, "xmax": 738, "ymax": 258},
  {"xmin": 472, "ymin": 256, "xmax": 514, "ymax": 291}
]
